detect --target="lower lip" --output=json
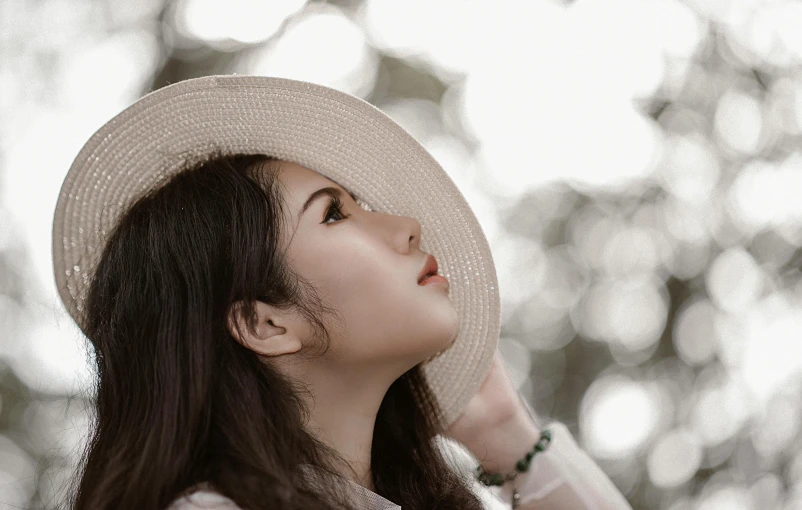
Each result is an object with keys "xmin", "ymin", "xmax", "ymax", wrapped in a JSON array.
[{"xmin": 419, "ymin": 275, "xmax": 449, "ymax": 287}]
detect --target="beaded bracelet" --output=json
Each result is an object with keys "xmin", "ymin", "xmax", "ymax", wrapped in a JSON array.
[{"xmin": 474, "ymin": 428, "xmax": 553, "ymax": 508}]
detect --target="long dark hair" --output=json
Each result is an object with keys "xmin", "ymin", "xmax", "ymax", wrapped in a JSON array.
[{"xmin": 65, "ymin": 149, "xmax": 485, "ymax": 509}]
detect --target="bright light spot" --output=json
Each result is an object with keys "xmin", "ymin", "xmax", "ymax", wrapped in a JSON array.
[
  {"xmin": 714, "ymin": 90, "xmax": 764, "ymax": 155},
  {"xmin": 173, "ymin": 0, "xmax": 307, "ymax": 48},
  {"xmin": 602, "ymin": 226, "xmax": 665, "ymax": 276},
  {"xmin": 237, "ymin": 7, "xmax": 378, "ymax": 98},
  {"xmin": 424, "ymin": 134, "xmax": 499, "ymax": 243},
  {"xmin": 714, "ymin": 311, "xmax": 751, "ymax": 369},
  {"xmin": 568, "ymin": 0, "xmax": 666, "ymax": 98},
  {"xmin": 9, "ymin": 311, "xmax": 93, "ymax": 396},
  {"xmin": 767, "ymin": 78, "xmax": 802, "ymax": 135},
  {"xmin": 659, "ymin": 133, "xmax": 721, "ymax": 204},
  {"xmin": 649, "ymin": 0, "xmax": 707, "ymax": 59},
  {"xmin": 647, "ymin": 427, "xmax": 703, "ymax": 488},
  {"xmin": 740, "ymin": 293, "xmax": 802, "ymax": 404},
  {"xmin": 705, "ymin": 247, "xmax": 763, "ymax": 312},
  {"xmin": 748, "ymin": 473, "xmax": 784, "ymax": 510},
  {"xmin": 468, "ymin": 83, "xmax": 661, "ymax": 193},
  {"xmin": 493, "ymin": 235, "xmax": 546, "ymax": 309},
  {"xmin": 694, "ymin": 479, "xmax": 756, "ymax": 510},
  {"xmin": 580, "ymin": 376, "xmax": 660, "ymax": 459},
  {"xmin": 674, "ymin": 298, "xmax": 718, "ymax": 366},
  {"xmin": 728, "ymin": 154, "xmax": 802, "ymax": 237},
  {"xmin": 0, "ymin": 295, "xmax": 23, "ymax": 360},
  {"xmin": 2, "ymin": 109, "xmax": 107, "ymax": 297},
  {"xmin": 457, "ymin": 0, "xmax": 662, "ymax": 193},
  {"xmin": 38, "ymin": 462, "xmax": 84, "ymax": 510},
  {"xmin": 499, "ymin": 338, "xmax": 532, "ymax": 391},
  {"xmin": 690, "ymin": 372, "xmax": 751, "ymax": 447},
  {"xmin": 569, "ymin": 209, "xmax": 624, "ymax": 272},
  {"xmin": 2, "ymin": 31, "xmax": 164, "ymax": 291},
  {"xmin": 360, "ymin": 0, "xmax": 485, "ymax": 77},
  {"xmin": 580, "ymin": 275, "xmax": 668, "ymax": 352},
  {"xmin": 360, "ymin": 0, "xmax": 430, "ymax": 58},
  {"xmin": 379, "ymin": 98, "xmax": 442, "ymax": 146},
  {"xmin": 538, "ymin": 245, "xmax": 589, "ymax": 310},
  {"xmin": 107, "ymin": 0, "xmax": 164, "ymax": 27},
  {"xmin": 60, "ymin": 28, "xmax": 162, "ymax": 116},
  {"xmin": 725, "ymin": 2, "xmax": 801, "ymax": 68},
  {"xmin": 662, "ymin": 196, "xmax": 711, "ymax": 245},
  {"xmin": 516, "ymin": 297, "xmax": 576, "ymax": 352},
  {"xmin": 24, "ymin": 0, "xmax": 96, "ymax": 50},
  {"xmin": 0, "ymin": 434, "xmax": 37, "ymax": 508},
  {"xmin": 775, "ymin": 2, "xmax": 802, "ymax": 62},
  {"xmin": 697, "ymin": 483, "xmax": 754, "ymax": 510},
  {"xmin": 23, "ymin": 398, "xmax": 91, "ymax": 458},
  {"xmin": 751, "ymin": 392, "xmax": 801, "ymax": 459}
]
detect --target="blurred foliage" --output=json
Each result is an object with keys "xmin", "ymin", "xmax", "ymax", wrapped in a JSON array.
[{"xmin": 2, "ymin": 0, "xmax": 802, "ymax": 509}]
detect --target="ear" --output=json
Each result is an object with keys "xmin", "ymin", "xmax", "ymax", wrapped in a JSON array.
[{"xmin": 226, "ymin": 300, "xmax": 303, "ymax": 357}]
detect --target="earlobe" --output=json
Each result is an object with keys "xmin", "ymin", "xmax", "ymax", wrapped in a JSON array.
[{"xmin": 257, "ymin": 333, "xmax": 303, "ymax": 357}]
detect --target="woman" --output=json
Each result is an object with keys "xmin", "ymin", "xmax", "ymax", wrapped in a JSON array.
[{"xmin": 53, "ymin": 75, "xmax": 633, "ymax": 509}]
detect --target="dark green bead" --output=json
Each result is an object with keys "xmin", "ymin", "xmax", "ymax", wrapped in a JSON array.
[{"xmin": 475, "ymin": 427, "xmax": 556, "ymax": 489}]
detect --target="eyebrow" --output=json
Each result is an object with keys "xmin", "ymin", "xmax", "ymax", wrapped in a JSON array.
[{"xmin": 299, "ymin": 186, "xmax": 359, "ymax": 218}]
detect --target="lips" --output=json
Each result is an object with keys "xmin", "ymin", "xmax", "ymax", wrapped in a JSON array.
[{"xmin": 418, "ymin": 254, "xmax": 438, "ymax": 284}]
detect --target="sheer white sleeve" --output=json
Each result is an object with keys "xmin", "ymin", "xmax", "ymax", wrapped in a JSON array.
[
  {"xmin": 490, "ymin": 421, "xmax": 634, "ymax": 510},
  {"xmin": 166, "ymin": 484, "xmax": 243, "ymax": 510}
]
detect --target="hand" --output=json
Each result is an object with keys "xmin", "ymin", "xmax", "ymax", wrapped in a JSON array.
[{"xmin": 445, "ymin": 349, "xmax": 536, "ymax": 448}]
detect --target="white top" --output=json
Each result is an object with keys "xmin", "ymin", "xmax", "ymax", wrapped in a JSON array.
[{"xmin": 166, "ymin": 421, "xmax": 633, "ymax": 510}]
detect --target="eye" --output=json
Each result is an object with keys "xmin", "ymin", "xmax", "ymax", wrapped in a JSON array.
[{"xmin": 322, "ymin": 195, "xmax": 351, "ymax": 224}]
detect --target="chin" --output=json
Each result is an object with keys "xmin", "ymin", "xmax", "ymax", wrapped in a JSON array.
[{"xmin": 435, "ymin": 314, "xmax": 460, "ymax": 354}]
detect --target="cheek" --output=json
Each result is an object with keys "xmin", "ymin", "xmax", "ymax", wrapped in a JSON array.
[
  {"xmin": 338, "ymin": 268, "xmax": 458, "ymax": 354},
  {"xmin": 312, "ymin": 240, "xmax": 400, "ymax": 299},
  {"xmin": 291, "ymin": 240, "xmax": 456, "ymax": 352},
  {"xmin": 294, "ymin": 244, "xmax": 396, "ymax": 311},
  {"xmin": 332, "ymin": 261, "xmax": 402, "ymax": 313}
]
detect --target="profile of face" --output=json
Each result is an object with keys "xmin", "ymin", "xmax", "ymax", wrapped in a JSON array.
[{"xmin": 231, "ymin": 161, "xmax": 459, "ymax": 379}]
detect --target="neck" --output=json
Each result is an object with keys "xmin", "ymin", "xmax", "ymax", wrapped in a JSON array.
[{"xmin": 281, "ymin": 357, "xmax": 407, "ymax": 493}]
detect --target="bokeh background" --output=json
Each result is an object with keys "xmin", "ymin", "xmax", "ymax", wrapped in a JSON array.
[{"xmin": 2, "ymin": 0, "xmax": 802, "ymax": 508}]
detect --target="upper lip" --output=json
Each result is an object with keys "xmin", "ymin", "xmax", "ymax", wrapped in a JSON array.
[{"xmin": 418, "ymin": 254, "xmax": 439, "ymax": 283}]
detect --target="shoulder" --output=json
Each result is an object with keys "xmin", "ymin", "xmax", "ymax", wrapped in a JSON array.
[{"xmin": 166, "ymin": 483, "xmax": 243, "ymax": 510}]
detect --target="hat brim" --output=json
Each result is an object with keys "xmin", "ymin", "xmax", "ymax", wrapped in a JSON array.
[{"xmin": 52, "ymin": 74, "xmax": 500, "ymax": 429}]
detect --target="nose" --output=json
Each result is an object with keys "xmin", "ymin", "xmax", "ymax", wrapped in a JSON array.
[
  {"xmin": 370, "ymin": 207, "xmax": 422, "ymax": 254},
  {"xmin": 392, "ymin": 213, "xmax": 422, "ymax": 254},
  {"xmin": 409, "ymin": 218, "xmax": 423, "ymax": 250},
  {"xmin": 405, "ymin": 215, "xmax": 422, "ymax": 253}
]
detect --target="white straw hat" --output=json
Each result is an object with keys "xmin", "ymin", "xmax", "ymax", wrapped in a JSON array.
[{"xmin": 52, "ymin": 74, "xmax": 500, "ymax": 429}]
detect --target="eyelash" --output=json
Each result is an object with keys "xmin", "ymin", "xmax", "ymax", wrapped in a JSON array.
[{"xmin": 322, "ymin": 196, "xmax": 351, "ymax": 224}]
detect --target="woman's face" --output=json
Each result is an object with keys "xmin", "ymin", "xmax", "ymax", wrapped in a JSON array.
[{"xmin": 276, "ymin": 160, "xmax": 459, "ymax": 370}]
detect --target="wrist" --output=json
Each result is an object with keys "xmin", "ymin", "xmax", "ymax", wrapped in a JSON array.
[{"xmin": 466, "ymin": 409, "xmax": 542, "ymax": 475}]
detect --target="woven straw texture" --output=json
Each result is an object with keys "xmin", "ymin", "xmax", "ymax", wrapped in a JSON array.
[{"xmin": 52, "ymin": 75, "xmax": 500, "ymax": 429}]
